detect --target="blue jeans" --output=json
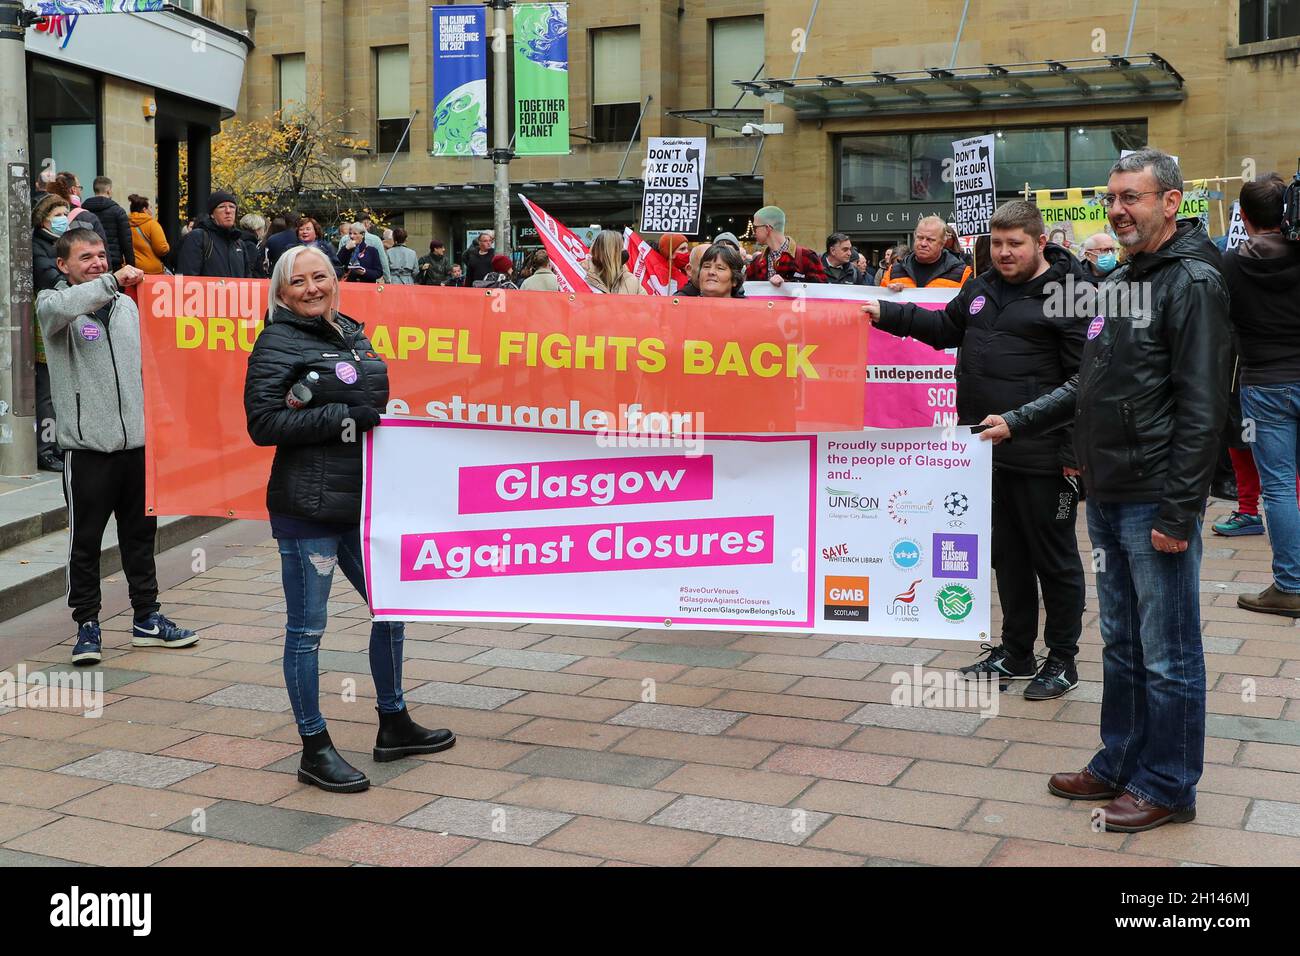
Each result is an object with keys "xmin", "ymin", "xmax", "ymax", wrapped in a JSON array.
[
  {"xmin": 278, "ymin": 531, "xmax": 405, "ymax": 736},
  {"xmin": 1084, "ymin": 500, "xmax": 1205, "ymax": 811},
  {"xmin": 1241, "ymin": 382, "xmax": 1300, "ymax": 592}
]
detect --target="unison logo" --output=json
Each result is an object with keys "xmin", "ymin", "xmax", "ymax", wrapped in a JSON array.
[{"xmin": 50, "ymin": 887, "xmax": 151, "ymax": 936}]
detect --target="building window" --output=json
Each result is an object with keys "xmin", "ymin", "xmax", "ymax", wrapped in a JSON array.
[
  {"xmin": 277, "ymin": 53, "xmax": 307, "ymax": 117},
  {"xmin": 1240, "ymin": 0, "xmax": 1300, "ymax": 42},
  {"xmin": 29, "ymin": 59, "xmax": 100, "ymax": 184},
  {"xmin": 591, "ymin": 27, "xmax": 640, "ymax": 143},
  {"xmin": 376, "ymin": 46, "xmax": 411, "ymax": 153},
  {"xmin": 710, "ymin": 16, "xmax": 764, "ymax": 139},
  {"xmin": 839, "ymin": 135, "xmax": 909, "ymax": 203},
  {"xmin": 1069, "ymin": 123, "xmax": 1148, "ymax": 186},
  {"xmin": 840, "ymin": 121, "xmax": 1148, "ymax": 205}
]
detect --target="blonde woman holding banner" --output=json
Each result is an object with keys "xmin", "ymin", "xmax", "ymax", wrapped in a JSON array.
[
  {"xmin": 243, "ymin": 245, "xmax": 454, "ymax": 793},
  {"xmin": 583, "ymin": 229, "xmax": 645, "ymax": 294}
]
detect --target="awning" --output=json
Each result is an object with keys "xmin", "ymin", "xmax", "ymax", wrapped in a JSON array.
[
  {"xmin": 665, "ymin": 107, "xmax": 763, "ymax": 132},
  {"xmin": 737, "ymin": 54, "xmax": 1185, "ymax": 120},
  {"xmin": 358, "ymin": 175, "xmax": 764, "ymax": 212}
]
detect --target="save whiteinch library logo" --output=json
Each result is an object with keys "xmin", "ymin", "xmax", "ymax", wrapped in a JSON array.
[{"xmin": 50, "ymin": 887, "xmax": 152, "ymax": 936}]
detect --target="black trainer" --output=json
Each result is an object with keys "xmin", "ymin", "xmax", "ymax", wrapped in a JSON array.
[
  {"xmin": 957, "ymin": 642, "xmax": 1036, "ymax": 680},
  {"xmin": 1024, "ymin": 654, "xmax": 1079, "ymax": 700}
]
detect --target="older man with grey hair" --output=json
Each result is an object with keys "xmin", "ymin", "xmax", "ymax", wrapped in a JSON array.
[
  {"xmin": 1080, "ymin": 230, "xmax": 1120, "ymax": 281},
  {"xmin": 977, "ymin": 148, "xmax": 1231, "ymax": 833},
  {"xmin": 744, "ymin": 205, "xmax": 826, "ymax": 286},
  {"xmin": 880, "ymin": 215, "xmax": 972, "ymax": 290}
]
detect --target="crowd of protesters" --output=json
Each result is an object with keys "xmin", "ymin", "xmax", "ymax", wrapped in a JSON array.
[{"xmin": 23, "ymin": 153, "xmax": 1300, "ymax": 818}]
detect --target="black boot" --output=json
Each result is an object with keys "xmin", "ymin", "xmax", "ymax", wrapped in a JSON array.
[
  {"xmin": 298, "ymin": 728, "xmax": 369, "ymax": 793},
  {"xmin": 374, "ymin": 707, "xmax": 456, "ymax": 762}
]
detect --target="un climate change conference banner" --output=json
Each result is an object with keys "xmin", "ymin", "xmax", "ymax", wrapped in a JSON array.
[
  {"xmin": 513, "ymin": 3, "xmax": 569, "ymax": 155},
  {"xmin": 363, "ymin": 422, "xmax": 991, "ymax": 639},
  {"xmin": 432, "ymin": 5, "xmax": 488, "ymax": 157},
  {"xmin": 137, "ymin": 278, "xmax": 869, "ymax": 520}
]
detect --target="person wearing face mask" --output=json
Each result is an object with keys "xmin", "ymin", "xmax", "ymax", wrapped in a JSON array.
[
  {"xmin": 1081, "ymin": 231, "xmax": 1120, "ymax": 282},
  {"xmin": 658, "ymin": 232, "xmax": 691, "ymax": 291},
  {"xmin": 31, "ymin": 194, "xmax": 74, "ymax": 471}
]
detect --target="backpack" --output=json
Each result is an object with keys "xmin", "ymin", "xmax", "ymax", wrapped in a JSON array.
[{"xmin": 1282, "ymin": 169, "xmax": 1300, "ymax": 242}]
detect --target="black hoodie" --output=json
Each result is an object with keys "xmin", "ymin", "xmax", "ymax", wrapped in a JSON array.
[
  {"xmin": 876, "ymin": 243, "xmax": 1088, "ymax": 474},
  {"xmin": 1221, "ymin": 233, "xmax": 1300, "ymax": 385}
]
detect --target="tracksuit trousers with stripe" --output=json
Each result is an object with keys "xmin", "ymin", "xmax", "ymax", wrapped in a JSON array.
[{"xmin": 63, "ymin": 448, "xmax": 160, "ymax": 625}]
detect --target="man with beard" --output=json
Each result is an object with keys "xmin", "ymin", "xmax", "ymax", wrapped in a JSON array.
[
  {"xmin": 865, "ymin": 200, "xmax": 1088, "ymax": 700},
  {"xmin": 979, "ymin": 149, "xmax": 1231, "ymax": 832}
]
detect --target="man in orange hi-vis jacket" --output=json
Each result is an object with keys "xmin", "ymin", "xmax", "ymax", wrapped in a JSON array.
[{"xmin": 881, "ymin": 215, "xmax": 974, "ymax": 290}]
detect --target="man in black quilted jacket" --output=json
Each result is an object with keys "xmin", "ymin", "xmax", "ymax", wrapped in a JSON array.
[{"xmin": 81, "ymin": 177, "xmax": 135, "ymax": 271}]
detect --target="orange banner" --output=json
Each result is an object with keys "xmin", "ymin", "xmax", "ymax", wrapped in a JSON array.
[{"xmin": 138, "ymin": 277, "xmax": 869, "ymax": 519}]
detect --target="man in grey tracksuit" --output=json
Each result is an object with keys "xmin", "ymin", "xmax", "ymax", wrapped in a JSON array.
[{"xmin": 38, "ymin": 229, "xmax": 198, "ymax": 665}]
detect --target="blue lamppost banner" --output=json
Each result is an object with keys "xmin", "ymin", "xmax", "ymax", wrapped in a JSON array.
[{"xmin": 431, "ymin": 5, "xmax": 488, "ymax": 157}]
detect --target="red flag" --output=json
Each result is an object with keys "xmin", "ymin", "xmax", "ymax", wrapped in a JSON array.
[
  {"xmin": 623, "ymin": 228, "xmax": 689, "ymax": 295},
  {"xmin": 520, "ymin": 195, "xmax": 600, "ymax": 293}
]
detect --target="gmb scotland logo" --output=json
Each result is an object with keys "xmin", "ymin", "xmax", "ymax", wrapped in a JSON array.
[{"xmin": 935, "ymin": 583, "xmax": 974, "ymax": 622}]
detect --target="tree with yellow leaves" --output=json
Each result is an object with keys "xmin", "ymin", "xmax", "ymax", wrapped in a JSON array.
[{"xmin": 211, "ymin": 99, "xmax": 384, "ymax": 229}]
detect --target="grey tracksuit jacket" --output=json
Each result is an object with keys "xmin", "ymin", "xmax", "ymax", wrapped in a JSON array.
[{"xmin": 36, "ymin": 274, "xmax": 145, "ymax": 453}]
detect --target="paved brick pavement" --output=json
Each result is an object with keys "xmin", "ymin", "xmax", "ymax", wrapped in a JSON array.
[{"xmin": 1, "ymin": 515, "xmax": 1298, "ymax": 867}]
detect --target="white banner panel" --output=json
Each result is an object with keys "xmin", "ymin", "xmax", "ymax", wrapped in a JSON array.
[{"xmin": 363, "ymin": 420, "xmax": 991, "ymax": 639}]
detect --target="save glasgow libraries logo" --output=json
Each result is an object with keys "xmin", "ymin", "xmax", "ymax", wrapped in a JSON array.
[
  {"xmin": 824, "ymin": 575, "xmax": 869, "ymax": 622},
  {"xmin": 932, "ymin": 533, "xmax": 977, "ymax": 579},
  {"xmin": 935, "ymin": 583, "xmax": 974, "ymax": 622}
]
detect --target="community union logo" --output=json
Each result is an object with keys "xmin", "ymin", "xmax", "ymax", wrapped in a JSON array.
[
  {"xmin": 80, "ymin": 323, "xmax": 101, "ymax": 341},
  {"xmin": 888, "ymin": 490, "xmax": 934, "ymax": 525},
  {"xmin": 1086, "ymin": 316, "xmax": 1105, "ymax": 340},
  {"xmin": 969, "ymin": 295, "xmax": 986, "ymax": 315},
  {"xmin": 335, "ymin": 361, "xmax": 359, "ymax": 385},
  {"xmin": 935, "ymin": 583, "xmax": 974, "ymax": 622},
  {"xmin": 890, "ymin": 538, "xmax": 922, "ymax": 571}
]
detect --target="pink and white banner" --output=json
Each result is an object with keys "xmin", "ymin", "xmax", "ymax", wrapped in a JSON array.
[
  {"xmin": 519, "ymin": 194, "xmax": 600, "ymax": 293},
  {"xmin": 362, "ymin": 418, "xmax": 991, "ymax": 639},
  {"xmin": 743, "ymin": 282, "xmax": 961, "ymax": 430}
]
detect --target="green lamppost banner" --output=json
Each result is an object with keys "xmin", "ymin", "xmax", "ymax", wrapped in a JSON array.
[{"xmin": 512, "ymin": 3, "xmax": 569, "ymax": 156}]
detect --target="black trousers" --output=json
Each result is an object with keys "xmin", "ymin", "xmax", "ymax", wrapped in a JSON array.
[
  {"xmin": 991, "ymin": 467, "xmax": 1085, "ymax": 661},
  {"xmin": 63, "ymin": 448, "xmax": 160, "ymax": 625},
  {"xmin": 35, "ymin": 362, "xmax": 58, "ymax": 458}
]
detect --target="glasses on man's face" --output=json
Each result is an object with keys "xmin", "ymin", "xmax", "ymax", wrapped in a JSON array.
[{"xmin": 1100, "ymin": 189, "xmax": 1168, "ymax": 209}]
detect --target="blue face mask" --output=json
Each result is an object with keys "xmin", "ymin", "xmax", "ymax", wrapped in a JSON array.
[
  {"xmin": 1095, "ymin": 251, "xmax": 1118, "ymax": 273},
  {"xmin": 49, "ymin": 215, "xmax": 69, "ymax": 236}
]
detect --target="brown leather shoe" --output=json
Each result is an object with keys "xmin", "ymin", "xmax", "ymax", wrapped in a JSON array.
[
  {"xmin": 1096, "ymin": 792, "xmax": 1195, "ymax": 832},
  {"xmin": 1237, "ymin": 584, "xmax": 1300, "ymax": 618},
  {"xmin": 1048, "ymin": 769, "xmax": 1121, "ymax": 800}
]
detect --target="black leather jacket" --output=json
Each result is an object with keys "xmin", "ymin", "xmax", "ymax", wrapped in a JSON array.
[
  {"xmin": 1002, "ymin": 220, "xmax": 1231, "ymax": 540},
  {"xmin": 244, "ymin": 307, "xmax": 390, "ymax": 523}
]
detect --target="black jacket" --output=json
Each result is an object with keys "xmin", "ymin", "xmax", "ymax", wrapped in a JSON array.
[
  {"xmin": 32, "ymin": 228, "xmax": 63, "ymax": 293},
  {"xmin": 80, "ymin": 195, "xmax": 135, "ymax": 269},
  {"xmin": 176, "ymin": 217, "xmax": 250, "ymax": 277},
  {"xmin": 244, "ymin": 307, "xmax": 390, "ymax": 523},
  {"xmin": 822, "ymin": 254, "xmax": 868, "ymax": 285},
  {"xmin": 1002, "ymin": 220, "xmax": 1232, "ymax": 540},
  {"xmin": 462, "ymin": 246, "xmax": 495, "ymax": 283},
  {"xmin": 877, "ymin": 244, "xmax": 1087, "ymax": 474},
  {"xmin": 1220, "ymin": 233, "xmax": 1300, "ymax": 385}
]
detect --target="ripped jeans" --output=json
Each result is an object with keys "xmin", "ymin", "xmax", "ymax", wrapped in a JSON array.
[{"xmin": 278, "ymin": 531, "xmax": 405, "ymax": 736}]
